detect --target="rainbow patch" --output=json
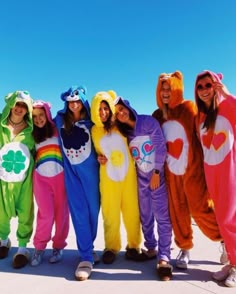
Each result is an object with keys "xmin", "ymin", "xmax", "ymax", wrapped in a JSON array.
[{"xmin": 35, "ymin": 144, "xmax": 63, "ymax": 168}]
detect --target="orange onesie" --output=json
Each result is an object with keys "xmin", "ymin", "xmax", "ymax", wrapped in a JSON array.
[{"xmin": 152, "ymin": 71, "xmax": 221, "ymax": 250}]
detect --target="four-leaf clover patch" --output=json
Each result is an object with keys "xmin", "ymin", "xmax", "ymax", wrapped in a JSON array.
[{"xmin": 2, "ymin": 150, "xmax": 26, "ymax": 174}]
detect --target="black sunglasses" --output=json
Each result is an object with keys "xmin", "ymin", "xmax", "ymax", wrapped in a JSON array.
[{"xmin": 196, "ymin": 83, "xmax": 213, "ymax": 91}]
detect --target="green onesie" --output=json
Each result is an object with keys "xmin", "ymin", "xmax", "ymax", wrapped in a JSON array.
[{"xmin": 0, "ymin": 91, "xmax": 35, "ymax": 247}]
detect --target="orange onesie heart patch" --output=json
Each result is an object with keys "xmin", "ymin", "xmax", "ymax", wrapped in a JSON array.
[{"xmin": 166, "ymin": 139, "xmax": 183, "ymax": 159}]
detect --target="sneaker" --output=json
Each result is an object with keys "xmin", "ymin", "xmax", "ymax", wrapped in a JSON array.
[
  {"xmin": 93, "ymin": 251, "xmax": 100, "ymax": 264},
  {"xmin": 225, "ymin": 266, "xmax": 236, "ymax": 287},
  {"xmin": 0, "ymin": 239, "xmax": 11, "ymax": 259},
  {"xmin": 176, "ymin": 249, "xmax": 190, "ymax": 269},
  {"xmin": 31, "ymin": 250, "xmax": 44, "ymax": 266},
  {"xmin": 212, "ymin": 264, "xmax": 231, "ymax": 281},
  {"xmin": 49, "ymin": 249, "xmax": 63, "ymax": 263},
  {"xmin": 102, "ymin": 250, "xmax": 116, "ymax": 264},
  {"xmin": 220, "ymin": 241, "xmax": 229, "ymax": 265}
]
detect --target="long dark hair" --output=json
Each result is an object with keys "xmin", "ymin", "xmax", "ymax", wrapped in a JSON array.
[
  {"xmin": 63, "ymin": 101, "xmax": 87, "ymax": 133},
  {"xmin": 101, "ymin": 100, "xmax": 113, "ymax": 133},
  {"xmin": 115, "ymin": 101, "xmax": 136, "ymax": 137},
  {"xmin": 196, "ymin": 73, "xmax": 218, "ymax": 131},
  {"xmin": 33, "ymin": 119, "xmax": 55, "ymax": 144}
]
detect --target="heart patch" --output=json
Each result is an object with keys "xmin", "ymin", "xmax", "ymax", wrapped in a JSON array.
[{"xmin": 167, "ymin": 138, "xmax": 183, "ymax": 159}]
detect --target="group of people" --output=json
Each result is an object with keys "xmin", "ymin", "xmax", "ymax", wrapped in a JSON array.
[{"xmin": 0, "ymin": 69, "xmax": 235, "ymax": 287}]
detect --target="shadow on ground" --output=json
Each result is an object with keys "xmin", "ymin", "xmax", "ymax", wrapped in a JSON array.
[{"xmin": 0, "ymin": 247, "xmax": 220, "ymax": 284}]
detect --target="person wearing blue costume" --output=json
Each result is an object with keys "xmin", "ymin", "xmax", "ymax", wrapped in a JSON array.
[{"xmin": 54, "ymin": 86, "xmax": 100, "ymax": 281}]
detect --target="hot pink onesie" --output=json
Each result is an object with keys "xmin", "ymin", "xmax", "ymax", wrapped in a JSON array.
[{"xmin": 195, "ymin": 70, "xmax": 236, "ymax": 265}]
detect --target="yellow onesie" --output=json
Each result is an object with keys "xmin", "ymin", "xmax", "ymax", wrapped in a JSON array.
[{"xmin": 91, "ymin": 91, "xmax": 141, "ymax": 252}]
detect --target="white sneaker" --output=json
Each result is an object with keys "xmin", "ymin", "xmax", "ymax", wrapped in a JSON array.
[
  {"xmin": 212, "ymin": 264, "xmax": 231, "ymax": 281},
  {"xmin": 176, "ymin": 249, "xmax": 190, "ymax": 269},
  {"xmin": 31, "ymin": 250, "xmax": 44, "ymax": 266},
  {"xmin": 49, "ymin": 249, "xmax": 63, "ymax": 263},
  {"xmin": 219, "ymin": 242, "xmax": 229, "ymax": 264},
  {"xmin": 225, "ymin": 266, "xmax": 236, "ymax": 287}
]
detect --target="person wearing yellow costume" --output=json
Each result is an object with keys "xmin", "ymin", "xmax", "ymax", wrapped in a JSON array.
[{"xmin": 91, "ymin": 90, "xmax": 142, "ymax": 264}]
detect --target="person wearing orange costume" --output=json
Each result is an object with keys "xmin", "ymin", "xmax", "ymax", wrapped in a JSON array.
[{"xmin": 152, "ymin": 70, "xmax": 222, "ymax": 269}]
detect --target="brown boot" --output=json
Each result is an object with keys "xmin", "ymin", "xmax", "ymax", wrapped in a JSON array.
[
  {"xmin": 102, "ymin": 250, "xmax": 116, "ymax": 264},
  {"xmin": 0, "ymin": 239, "xmax": 11, "ymax": 259},
  {"xmin": 12, "ymin": 249, "xmax": 30, "ymax": 269}
]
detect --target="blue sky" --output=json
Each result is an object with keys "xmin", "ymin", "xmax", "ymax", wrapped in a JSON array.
[{"xmin": 1, "ymin": 0, "xmax": 236, "ymax": 117}]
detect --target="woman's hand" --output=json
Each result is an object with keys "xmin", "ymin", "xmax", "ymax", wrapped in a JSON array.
[
  {"xmin": 150, "ymin": 172, "xmax": 160, "ymax": 190},
  {"xmin": 97, "ymin": 154, "xmax": 108, "ymax": 165},
  {"xmin": 213, "ymin": 81, "xmax": 230, "ymax": 99}
]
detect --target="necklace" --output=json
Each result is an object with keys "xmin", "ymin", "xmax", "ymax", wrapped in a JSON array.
[{"xmin": 8, "ymin": 117, "xmax": 25, "ymax": 128}]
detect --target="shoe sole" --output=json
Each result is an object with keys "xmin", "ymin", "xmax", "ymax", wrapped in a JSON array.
[
  {"xmin": 176, "ymin": 263, "xmax": 188, "ymax": 270},
  {"xmin": 75, "ymin": 262, "xmax": 92, "ymax": 281}
]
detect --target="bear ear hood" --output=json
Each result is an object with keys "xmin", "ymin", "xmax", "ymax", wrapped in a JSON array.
[
  {"xmin": 91, "ymin": 90, "xmax": 117, "ymax": 127},
  {"xmin": 59, "ymin": 85, "xmax": 91, "ymax": 118},
  {"xmin": 156, "ymin": 70, "xmax": 184, "ymax": 109},
  {"xmin": 2, "ymin": 90, "xmax": 34, "ymax": 128},
  {"xmin": 194, "ymin": 70, "xmax": 224, "ymax": 103},
  {"xmin": 33, "ymin": 100, "xmax": 54, "ymax": 125}
]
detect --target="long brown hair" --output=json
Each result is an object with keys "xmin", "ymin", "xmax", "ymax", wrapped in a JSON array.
[
  {"xmin": 196, "ymin": 73, "xmax": 218, "ymax": 131},
  {"xmin": 101, "ymin": 100, "xmax": 113, "ymax": 133},
  {"xmin": 115, "ymin": 101, "xmax": 136, "ymax": 137},
  {"xmin": 32, "ymin": 108, "xmax": 55, "ymax": 144},
  {"xmin": 63, "ymin": 102, "xmax": 87, "ymax": 133}
]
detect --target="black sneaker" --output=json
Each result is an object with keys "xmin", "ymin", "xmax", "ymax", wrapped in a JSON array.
[
  {"xmin": 102, "ymin": 250, "xmax": 116, "ymax": 264},
  {"xmin": 125, "ymin": 248, "xmax": 144, "ymax": 261}
]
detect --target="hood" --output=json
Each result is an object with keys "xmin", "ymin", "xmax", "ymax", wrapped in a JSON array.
[
  {"xmin": 194, "ymin": 70, "xmax": 224, "ymax": 103},
  {"xmin": 1, "ymin": 90, "xmax": 33, "ymax": 129},
  {"xmin": 33, "ymin": 100, "xmax": 54, "ymax": 125},
  {"xmin": 58, "ymin": 85, "xmax": 91, "ymax": 119},
  {"xmin": 156, "ymin": 70, "xmax": 184, "ymax": 109},
  {"xmin": 91, "ymin": 90, "xmax": 117, "ymax": 127},
  {"xmin": 114, "ymin": 96, "xmax": 138, "ymax": 120}
]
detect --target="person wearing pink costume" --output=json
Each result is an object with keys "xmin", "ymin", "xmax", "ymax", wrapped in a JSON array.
[
  {"xmin": 194, "ymin": 70, "xmax": 236, "ymax": 287},
  {"xmin": 31, "ymin": 100, "xmax": 69, "ymax": 266}
]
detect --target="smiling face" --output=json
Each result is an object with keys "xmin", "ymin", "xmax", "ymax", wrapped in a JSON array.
[
  {"xmin": 115, "ymin": 103, "xmax": 130, "ymax": 124},
  {"xmin": 99, "ymin": 101, "xmax": 111, "ymax": 123},
  {"xmin": 32, "ymin": 107, "xmax": 47, "ymax": 128},
  {"xmin": 160, "ymin": 81, "xmax": 171, "ymax": 105},
  {"xmin": 196, "ymin": 76, "xmax": 215, "ymax": 108},
  {"xmin": 68, "ymin": 100, "xmax": 83, "ymax": 113},
  {"xmin": 11, "ymin": 102, "xmax": 28, "ymax": 121}
]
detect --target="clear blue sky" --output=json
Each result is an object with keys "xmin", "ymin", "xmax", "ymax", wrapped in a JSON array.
[{"xmin": 1, "ymin": 0, "xmax": 236, "ymax": 117}]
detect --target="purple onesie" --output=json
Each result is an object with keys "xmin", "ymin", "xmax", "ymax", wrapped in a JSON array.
[{"xmin": 115, "ymin": 98, "xmax": 172, "ymax": 263}]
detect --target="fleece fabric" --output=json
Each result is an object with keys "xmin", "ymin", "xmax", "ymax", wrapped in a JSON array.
[
  {"xmin": 115, "ymin": 97, "xmax": 172, "ymax": 262},
  {"xmin": 153, "ymin": 71, "xmax": 221, "ymax": 250},
  {"xmin": 195, "ymin": 70, "xmax": 236, "ymax": 264},
  {"xmin": 91, "ymin": 91, "xmax": 141, "ymax": 252},
  {"xmin": 32, "ymin": 100, "xmax": 69, "ymax": 250},
  {"xmin": 54, "ymin": 86, "xmax": 100, "ymax": 263},
  {"xmin": 0, "ymin": 91, "xmax": 34, "ymax": 247}
]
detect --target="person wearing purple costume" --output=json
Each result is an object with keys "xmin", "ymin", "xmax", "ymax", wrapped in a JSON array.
[{"xmin": 114, "ymin": 97, "xmax": 173, "ymax": 281}]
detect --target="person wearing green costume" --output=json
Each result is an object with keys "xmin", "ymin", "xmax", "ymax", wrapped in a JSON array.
[{"xmin": 0, "ymin": 91, "xmax": 35, "ymax": 269}]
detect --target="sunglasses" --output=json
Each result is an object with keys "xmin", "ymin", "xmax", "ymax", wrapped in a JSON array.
[{"xmin": 196, "ymin": 83, "xmax": 213, "ymax": 91}]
